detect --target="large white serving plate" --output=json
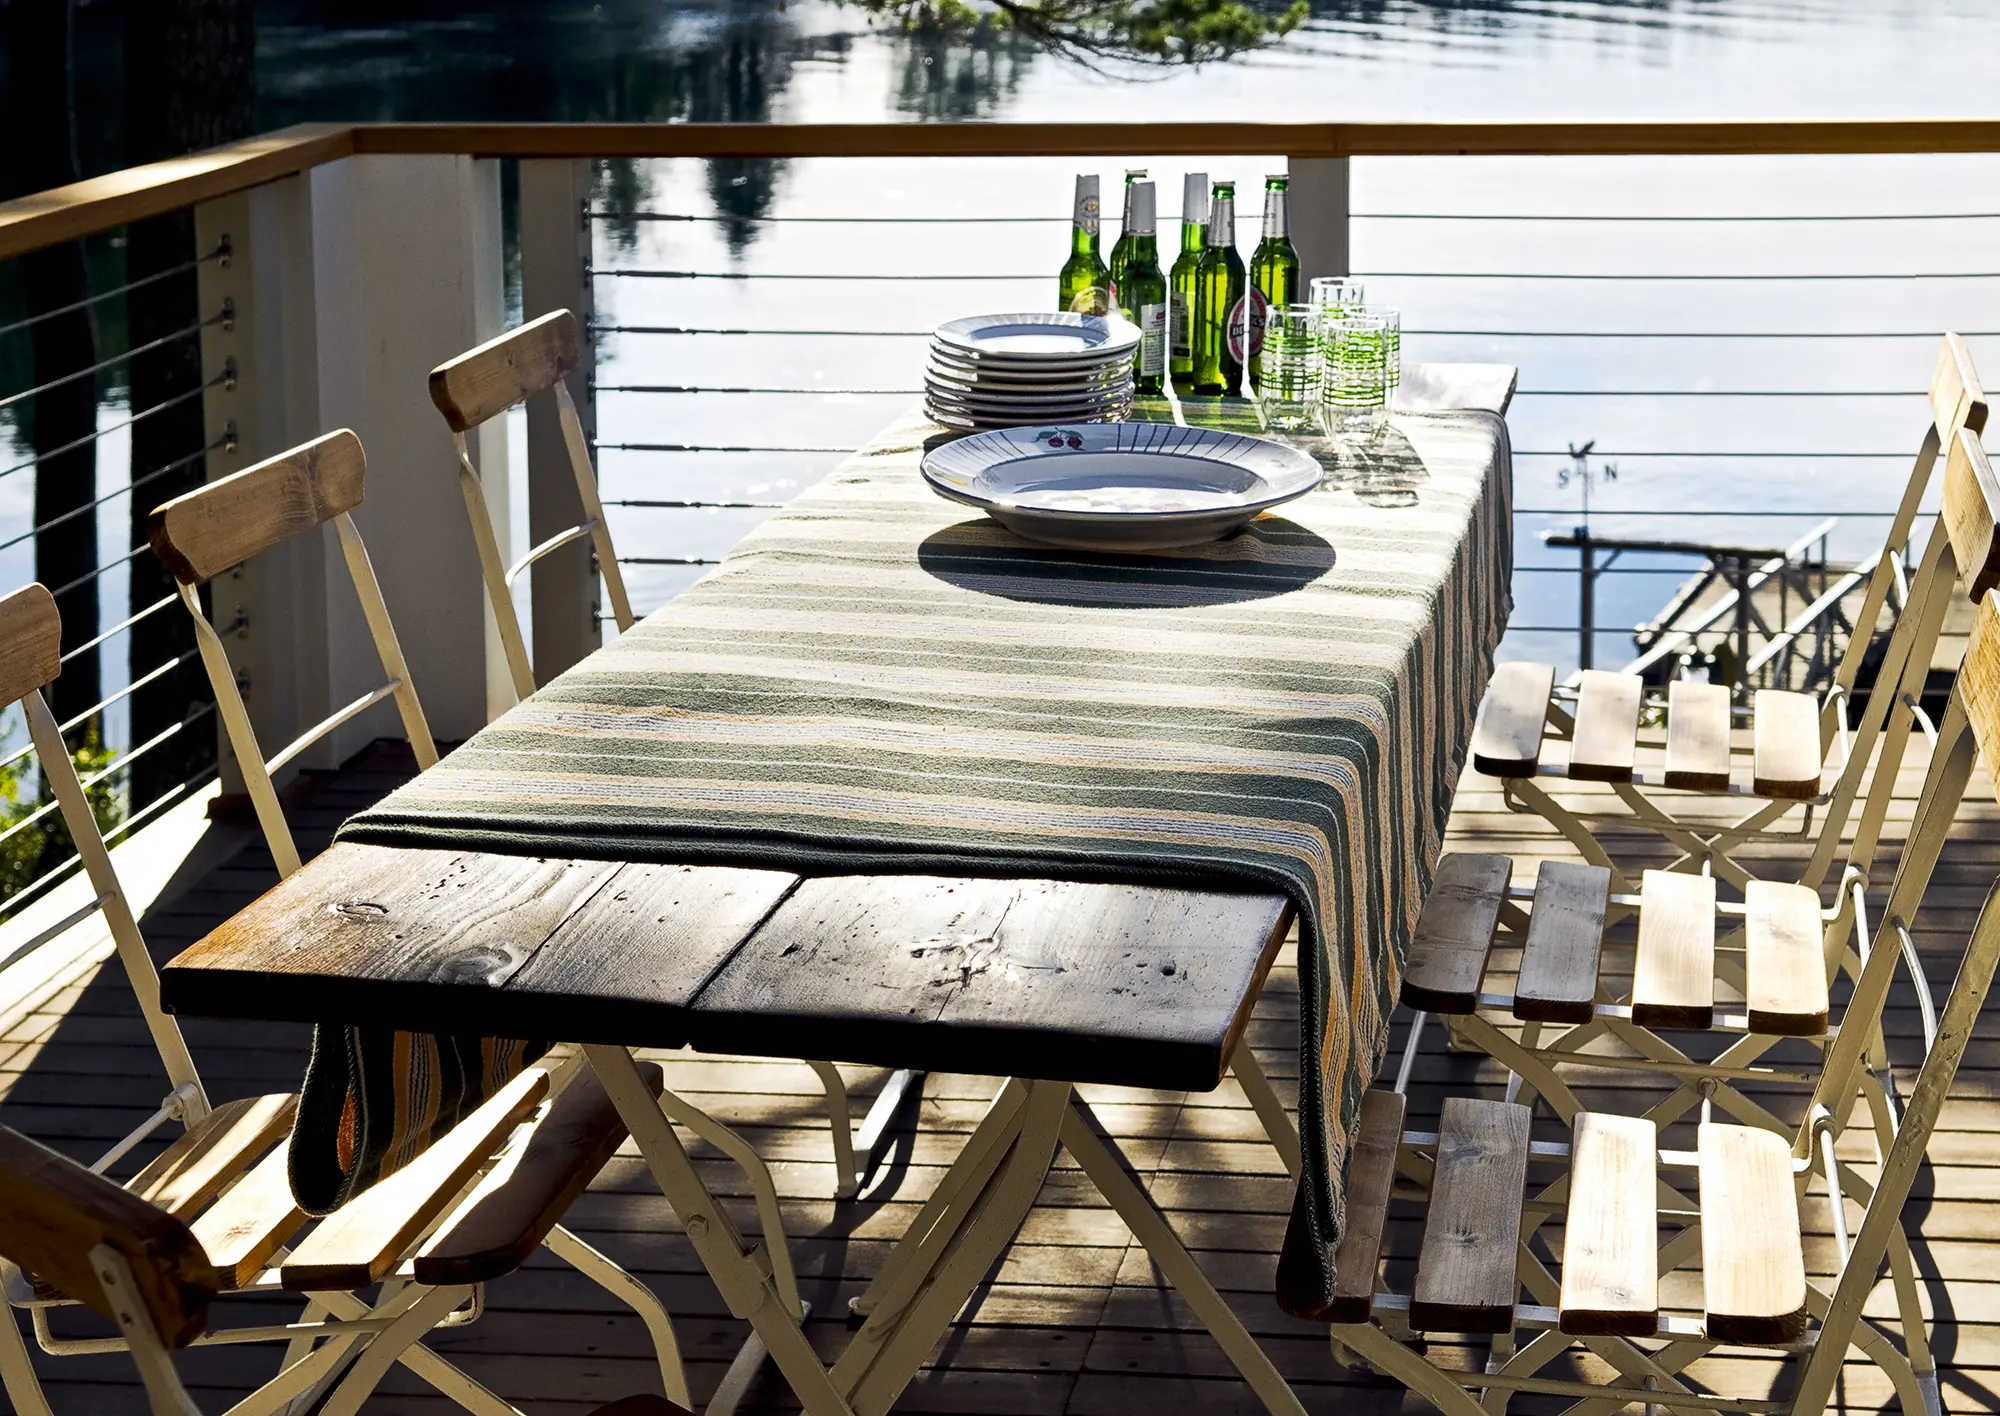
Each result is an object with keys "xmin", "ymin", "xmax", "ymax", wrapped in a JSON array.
[
  {"xmin": 920, "ymin": 422, "xmax": 1322, "ymax": 550},
  {"xmin": 933, "ymin": 312, "xmax": 1142, "ymax": 363},
  {"xmin": 926, "ymin": 358, "xmax": 1130, "ymax": 393}
]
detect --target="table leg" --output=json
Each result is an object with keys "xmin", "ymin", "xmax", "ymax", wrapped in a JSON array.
[
  {"xmin": 583, "ymin": 1044, "xmax": 858, "ymax": 1416},
  {"xmin": 833, "ymin": 1078, "xmax": 1071, "ymax": 1416},
  {"xmin": 1059, "ymin": 1100, "xmax": 1307, "ymax": 1416}
]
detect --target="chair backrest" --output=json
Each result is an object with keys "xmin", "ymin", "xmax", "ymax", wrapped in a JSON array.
[
  {"xmin": 0, "ymin": 1123, "xmax": 220, "ymax": 1348},
  {"xmin": 427, "ymin": 309, "xmax": 635, "ymax": 709},
  {"xmin": 149, "ymin": 431, "xmax": 437, "ymax": 878},
  {"xmin": 1793, "ymin": 587, "xmax": 2000, "ymax": 1411},
  {"xmin": 1800, "ymin": 335, "xmax": 1990, "ymax": 889},
  {"xmin": 0, "ymin": 584, "xmax": 207, "ymax": 1119}
]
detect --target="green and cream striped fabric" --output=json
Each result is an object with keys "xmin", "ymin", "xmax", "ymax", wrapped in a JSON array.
[{"xmin": 339, "ymin": 400, "xmax": 1513, "ymax": 1315}]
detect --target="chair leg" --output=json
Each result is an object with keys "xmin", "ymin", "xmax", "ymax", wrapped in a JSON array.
[
  {"xmin": 316, "ymin": 1286, "xmax": 492, "ymax": 1416},
  {"xmin": 0, "ymin": 1309, "xmax": 55, "ymax": 1416}
]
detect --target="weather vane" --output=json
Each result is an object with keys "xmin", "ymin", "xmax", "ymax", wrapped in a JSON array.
[{"xmin": 1557, "ymin": 440, "xmax": 1618, "ymax": 531}]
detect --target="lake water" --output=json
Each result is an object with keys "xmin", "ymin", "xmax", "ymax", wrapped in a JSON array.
[{"xmin": 12, "ymin": 0, "xmax": 2000, "ymax": 759}]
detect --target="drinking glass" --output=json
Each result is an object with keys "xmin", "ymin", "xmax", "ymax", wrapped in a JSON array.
[
  {"xmin": 1257, "ymin": 304, "xmax": 1321, "ymax": 433},
  {"xmin": 1308, "ymin": 277, "xmax": 1366, "ymax": 320},
  {"xmin": 1354, "ymin": 304, "xmax": 1401, "ymax": 402},
  {"xmin": 1321, "ymin": 314, "xmax": 1390, "ymax": 443}
]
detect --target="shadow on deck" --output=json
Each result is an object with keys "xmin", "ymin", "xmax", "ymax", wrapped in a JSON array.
[{"xmin": 1, "ymin": 739, "xmax": 1995, "ymax": 1414}]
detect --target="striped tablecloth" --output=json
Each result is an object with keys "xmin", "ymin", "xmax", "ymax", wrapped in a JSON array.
[{"xmin": 339, "ymin": 398, "xmax": 1514, "ymax": 1316}]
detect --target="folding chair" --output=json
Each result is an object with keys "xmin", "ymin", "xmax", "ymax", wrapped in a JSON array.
[
  {"xmin": 427, "ymin": 312, "xmax": 926, "ymax": 1200},
  {"xmin": 1318, "ymin": 618, "xmax": 2000, "ymax": 1414},
  {"xmin": 1472, "ymin": 334, "xmax": 1987, "ymax": 896},
  {"xmin": 0, "ymin": 1120, "xmax": 690, "ymax": 1416},
  {"xmin": 74, "ymin": 434, "xmax": 696, "ymax": 1414}
]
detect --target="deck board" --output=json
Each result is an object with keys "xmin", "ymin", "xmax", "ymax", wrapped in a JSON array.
[{"xmin": 2, "ymin": 738, "xmax": 1998, "ymax": 1413}]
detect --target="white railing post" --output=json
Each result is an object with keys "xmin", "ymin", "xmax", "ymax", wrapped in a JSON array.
[
  {"xmin": 192, "ymin": 156, "xmax": 508, "ymax": 780},
  {"xmin": 1287, "ymin": 156, "xmax": 1351, "ymax": 286},
  {"xmin": 519, "ymin": 158, "xmax": 601, "ymax": 684}
]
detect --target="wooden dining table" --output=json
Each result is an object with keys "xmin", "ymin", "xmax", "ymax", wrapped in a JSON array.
[{"xmin": 160, "ymin": 369, "xmax": 1515, "ymax": 1416}]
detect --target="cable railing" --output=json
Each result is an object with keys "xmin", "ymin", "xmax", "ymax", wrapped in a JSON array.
[{"xmin": 0, "ymin": 233, "xmax": 227, "ymax": 920}]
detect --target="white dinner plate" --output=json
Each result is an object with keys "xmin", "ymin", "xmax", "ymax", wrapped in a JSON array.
[
  {"xmin": 928, "ymin": 349, "xmax": 1136, "ymax": 382},
  {"xmin": 920, "ymin": 421, "xmax": 1322, "ymax": 549},
  {"xmin": 932, "ymin": 312, "xmax": 1142, "ymax": 363},
  {"xmin": 926, "ymin": 358, "xmax": 1131, "ymax": 393},
  {"xmin": 925, "ymin": 401, "xmax": 1132, "ymax": 432},
  {"xmin": 924, "ymin": 382, "xmax": 1132, "ymax": 415}
]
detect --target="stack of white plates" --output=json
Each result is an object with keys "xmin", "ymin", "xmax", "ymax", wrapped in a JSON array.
[{"xmin": 925, "ymin": 312, "xmax": 1140, "ymax": 431}]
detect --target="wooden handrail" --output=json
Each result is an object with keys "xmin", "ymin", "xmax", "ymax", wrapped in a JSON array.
[{"xmin": 3, "ymin": 117, "xmax": 2000, "ymax": 264}]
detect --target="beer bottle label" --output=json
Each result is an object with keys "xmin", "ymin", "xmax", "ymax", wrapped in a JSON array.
[
  {"xmin": 1169, "ymin": 291, "xmax": 1191, "ymax": 358},
  {"xmin": 1067, "ymin": 286, "xmax": 1111, "ymax": 316},
  {"xmin": 1225, "ymin": 288, "xmax": 1271, "ymax": 364},
  {"xmin": 1138, "ymin": 303, "xmax": 1167, "ymax": 376},
  {"xmin": 1074, "ymin": 189, "xmax": 1100, "ymax": 237}
]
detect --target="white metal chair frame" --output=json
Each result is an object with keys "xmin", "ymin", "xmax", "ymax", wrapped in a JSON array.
[
  {"xmin": 142, "ymin": 437, "xmax": 697, "ymax": 1416},
  {"xmin": 1489, "ymin": 335, "xmax": 1987, "ymax": 899}
]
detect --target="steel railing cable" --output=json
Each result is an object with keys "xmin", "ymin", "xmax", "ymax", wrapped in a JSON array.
[
  {"xmin": 0, "ymin": 376, "xmax": 222, "ymax": 484},
  {"xmin": 593, "ymin": 267, "xmax": 2000, "ymax": 282},
  {"xmin": 0, "ymin": 312, "xmax": 226, "ymax": 416},
  {"xmin": 594, "ymin": 324, "xmax": 2000, "ymax": 340},
  {"xmin": 0, "ymin": 646, "xmax": 205, "ymax": 779},
  {"xmin": 58, "ymin": 594, "xmax": 177, "ymax": 668},
  {"xmin": 592, "ymin": 209, "xmax": 2000, "ymax": 225},
  {"xmin": 0, "ymin": 765, "xmax": 218, "ymax": 922},
  {"xmin": 0, "ymin": 244, "xmax": 224, "ymax": 344},
  {"xmin": 0, "ymin": 442, "xmax": 219, "ymax": 558},
  {"xmin": 0, "ymin": 702, "xmax": 217, "ymax": 852}
]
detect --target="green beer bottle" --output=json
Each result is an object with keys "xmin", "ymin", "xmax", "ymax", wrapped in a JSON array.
[
  {"xmin": 1107, "ymin": 168, "xmax": 1147, "ymax": 303},
  {"xmin": 1168, "ymin": 171, "xmax": 1207, "ymax": 393},
  {"xmin": 1057, "ymin": 174, "xmax": 1111, "ymax": 316},
  {"xmin": 1116, "ymin": 180, "xmax": 1167, "ymax": 395},
  {"xmin": 1192, "ymin": 180, "xmax": 1245, "ymax": 396},
  {"xmin": 1247, "ymin": 174, "xmax": 1300, "ymax": 392}
]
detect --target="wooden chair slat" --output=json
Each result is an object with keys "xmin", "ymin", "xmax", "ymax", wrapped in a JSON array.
[
  {"xmin": 1402, "ymin": 853, "xmax": 1510, "ymax": 1014},
  {"xmin": 1632, "ymin": 869, "xmax": 1717, "ymax": 1029},
  {"xmin": 1750, "ymin": 689, "xmax": 1822, "ymax": 800},
  {"xmin": 1962, "ymin": 588, "xmax": 2000, "ymax": 768},
  {"xmin": 1933, "ymin": 330, "xmax": 1989, "ymax": 442},
  {"xmin": 1698, "ymin": 1123, "xmax": 1808, "ymax": 1344},
  {"xmin": 1513, "ymin": 860, "xmax": 1610, "ymax": 1024},
  {"xmin": 1663, "ymin": 680, "xmax": 1732, "ymax": 791},
  {"xmin": 1323, "ymin": 1088, "xmax": 1405, "ymax": 1324},
  {"xmin": 1567, "ymin": 671, "xmax": 1641, "ymax": 783},
  {"xmin": 1559, "ymin": 1111, "xmax": 1659, "ymax": 1337},
  {"xmin": 429, "ymin": 309, "xmax": 581, "ymax": 432},
  {"xmin": 148, "ymin": 430, "xmax": 366, "ymax": 584},
  {"xmin": 414, "ymin": 1062, "xmax": 662, "ymax": 1287},
  {"xmin": 1471, "ymin": 661, "xmax": 1554, "ymax": 779},
  {"xmin": 1745, "ymin": 881, "xmax": 1829, "ymax": 1036},
  {"xmin": 588, "ymin": 1398, "xmax": 695, "ymax": 1416},
  {"xmin": 1944, "ymin": 424, "xmax": 2000, "ymax": 601},
  {"xmin": 127, "ymin": 1092, "xmax": 296, "ymax": 1220},
  {"xmin": 280, "ymin": 1066, "xmax": 550, "ymax": 1291},
  {"xmin": 0, "ymin": 583, "xmax": 61, "ymax": 709},
  {"xmin": 186, "ymin": 1140, "xmax": 307, "ymax": 1289},
  {"xmin": 0, "ymin": 1124, "xmax": 222, "ymax": 1349},
  {"xmin": 1411, "ymin": 1097, "xmax": 1530, "ymax": 1334}
]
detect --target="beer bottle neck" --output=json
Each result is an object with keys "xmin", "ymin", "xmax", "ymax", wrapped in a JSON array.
[
  {"xmin": 1180, "ymin": 220, "xmax": 1206, "ymax": 253},
  {"xmin": 1128, "ymin": 234, "xmax": 1159, "ymax": 267},
  {"xmin": 1206, "ymin": 199, "xmax": 1234, "ymax": 247},
  {"xmin": 1263, "ymin": 189, "xmax": 1288, "ymax": 240}
]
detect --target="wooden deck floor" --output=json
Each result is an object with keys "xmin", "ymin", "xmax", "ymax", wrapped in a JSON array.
[{"xmin": 3, "ymin": 737, "xmax": 1998, "ymax": 1415}]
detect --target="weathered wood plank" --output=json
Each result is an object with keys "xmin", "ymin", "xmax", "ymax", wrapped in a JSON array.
[
  {"xmin": 1568, "ymin": 671, "xmax": 1641, "ymax": 783},
  {"xmin": 1560, "ymin": 1111, "xmax": 1658, "ymax": 1336},
  {"xmin": 691, "ymin": 875, "xmax": 1292, "ymax": 1091},
  {"xmin": 1514, "ymin": 861, "xmax": 1611, "ymax": 1023},
  {"xmin": 0, "ymin": 583, "xmax": 61, "ymax": 708},
  {"xmin": 126, "ymin": 1092, "xmax": 296, "ymax": 1219},
  {"xmin": 1745, "ymin": 881, "xmax": 1830, "ymax": 1036},
  {"xmin": 1663, "ymin": 681, "xmax": 1732, "ymax": 791},
  {"xmin": 1410, "ymin": 1097, "xmax": 1530, "ymax": 1333},
  {"xmin": 147, "ymin": 430, "xmax": 366, "ymax": 584},
  {"xmin": 160, "ymin": 844, "xmax": 624, "ymax": 1038},
  {"xmin": 1632, "ymin": 869, "xmax": 1716, "ymax": 1029},
  {"xmin": 1402, "ymin": 853, "xmax": 1510, "ymax": 1013},
  {"xmin": 1699, "ymin": 1123, "xmax": 1808, "ymax": 1344},
  {"xmin": 1470, "ymin": 661, "xmax": 1554, "ymax": 778},
  {"xmin": 430, "ymin": 310, "xmax": 582, "ymax": 432},
  {"xmin": 1324, "ymin": 1089, "xmax": 1405, "ymax": 1323},
  {"xmin": 186, "ymin": 1140, "xmax": 306, "ymax": 1288},
  {"xmin": 1751, "ymin": 690, "xmax": 1822, "ymax": 800}
]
